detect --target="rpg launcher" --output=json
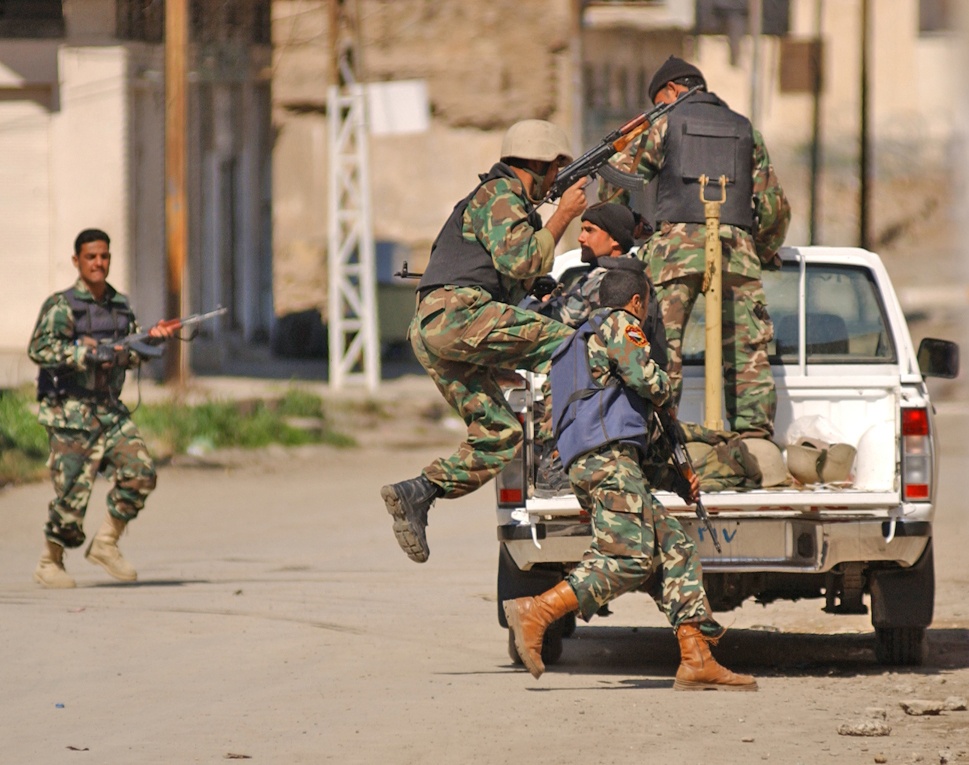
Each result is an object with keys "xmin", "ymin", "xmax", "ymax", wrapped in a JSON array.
[
  {"xmin": 654, "ymin": 406, "xmax": 722, "ymax": 554},
  {"xmin": 93, "ymin": 306, "xmax": 228, "ymax": 362},
  {"xmin": 543, "ymin": 85, "xmax": 701, "ymax": 204}
]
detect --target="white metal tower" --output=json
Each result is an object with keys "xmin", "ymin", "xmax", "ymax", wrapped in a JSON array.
[{"xmin": 326, "ymin": 0, "xmax": 379, "ymax": 391}]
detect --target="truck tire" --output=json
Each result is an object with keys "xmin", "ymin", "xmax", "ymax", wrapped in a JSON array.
[
  {"xmin": 497, "ymin": 543, "xmax": 563, "ymax": 627},
  {"xmin": 498, "ymin": 544, "xmax": 571, "ymax": 666},
  {"xmin": 874, "ymin": 626, "xmax": 926, "ymax": 666},
  {"xmin": 869, "ymin": 539, "xmax": 934, "ymax": 666}
]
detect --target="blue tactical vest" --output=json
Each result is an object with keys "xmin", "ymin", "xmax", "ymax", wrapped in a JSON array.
[
  {"xmin": 549, "ymin": 312, "xmax": 653, "ymax": 469},
  {"xmin": 418, "ymin": 162, "xmax": 543, "ymax": 304}
]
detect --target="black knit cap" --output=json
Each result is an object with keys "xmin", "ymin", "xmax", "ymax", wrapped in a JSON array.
[
  {"xmin": 581, "ymin": 203, "xmax": 636, "ymax": 253},
  {"xmin": 648, "ymin": 55, "xmax": 706, "ymax": 102}
]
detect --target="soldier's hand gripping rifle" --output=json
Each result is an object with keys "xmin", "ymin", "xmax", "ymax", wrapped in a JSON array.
[
  {"xmin": 654, "ymin": 406, "xmax": 722, "ymax": 553},
  {"xmin": 91, "ymin": 306, "xmax": 228, "ymax": 363},
  {"xmin": 543, "ymin": 85, "xmax": 701, "ymax": 204}
]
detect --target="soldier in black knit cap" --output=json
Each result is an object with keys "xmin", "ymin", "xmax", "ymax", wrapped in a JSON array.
[{"xmin": 601, "ymin": 55, "xmax": 791, "ymax": 440}]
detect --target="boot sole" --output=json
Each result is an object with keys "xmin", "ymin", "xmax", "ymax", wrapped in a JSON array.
[
  {"xmin": 380, "ymin": 485, "xmax": 429, "ymax": 563},
  {"xmin": 502, "ymin": 601, "xmax": 544, "ymax": 679},
  {"xmin": 33, "ymin": 570, "xmax": 76, "ymax": 589},
  {"xmin": 85, "ymin": 544, "xmax": 138, "ymax": 581},
  {"xmin": 673, "ymin": 679, "xmax": 759, "ymax": 692}
]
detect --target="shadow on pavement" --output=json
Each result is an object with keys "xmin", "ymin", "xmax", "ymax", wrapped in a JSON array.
[{"xmin": 532, "ymin": 625, "xmax": 969, "ymax": 678}]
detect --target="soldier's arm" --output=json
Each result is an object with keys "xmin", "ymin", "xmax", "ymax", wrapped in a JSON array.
[
  {"xmin": 468, "ymin": 178, "xmax": 555, "ymax": 279},
  {"xmin": 28, "ymin": 295, "xmax": 89, "ymax": 370},
  {"xmin": 751, "ymin": 129, "xmax": 791, "ymax": 265},
  {"xmin": 540, "ymin": 276, "xmax": 594, "ymax": 327},
  {"xmin": 598, "ymin": 311, "xmax": 671, "ymax": 406}
]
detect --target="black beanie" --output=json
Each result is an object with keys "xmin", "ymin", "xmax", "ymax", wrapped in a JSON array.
[
  {"xmin": 582, "ymin": 204, "xmax": 636, "ymax": 253},
  {"xmin": 648, "ymin": 56, "xmax": 705, "ymax": 102}
]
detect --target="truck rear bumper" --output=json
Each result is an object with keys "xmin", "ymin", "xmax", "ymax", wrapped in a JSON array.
[{"xmin": 498, "ymin": 517, "xmax": 931, "ymax": 574}]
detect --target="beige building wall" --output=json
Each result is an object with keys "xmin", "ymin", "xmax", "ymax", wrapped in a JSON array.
[
  {"xmin": 272, "ymin": 0, "xmax": 960, "ymax": 323},
  {"xmin": 271, "ymin": 0, "xmax": 576, "ymax": 318},
  {"xmin": 0, "ymin": 42, "xmax": 135, "ymax": 387}
]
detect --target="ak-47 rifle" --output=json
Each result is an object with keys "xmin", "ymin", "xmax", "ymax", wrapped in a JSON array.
[
  {"xmin": 91, "ymin": 306, "xmax": 228, "ymax": 362},
  {"xmin": 543, "ymin": 85, "xmax": 701, "ymax": 204},
  {"xmin": 654, "ymin": 406, "xmax": 722, "ymax": 554}
]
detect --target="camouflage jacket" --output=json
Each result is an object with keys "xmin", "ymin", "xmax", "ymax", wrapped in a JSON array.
[
  {"xmin": 601, "ymin": 112, "xmax": 791, "ymax": 285},
  {"xmin": 455, "ymin": 172, "xmax": 556, "ymax": 305},
  {"xmin": 539, "ymin": 262, "xmax": 611, "ymax": 327},
  {"xmin": 587, "ymin": 307, "xmax": 670, "ymax": 408},
  {"xmin": 28, "ymin": 280, "xmax": 143, "ymax": 428}
]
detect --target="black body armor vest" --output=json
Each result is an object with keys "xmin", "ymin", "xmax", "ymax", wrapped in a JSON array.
[
  {"xmin": 37, "ymin": 288, "xmax": 133, "ymax": 401},
  {"xmin": 655, "ymin": 92, "xmax": 754, "ymax": 230},
  {"xmin": 418, "ymin": 163, "xmax": 543, "ymax": 303}
]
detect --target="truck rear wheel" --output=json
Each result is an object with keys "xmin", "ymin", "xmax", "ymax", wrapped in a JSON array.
[
  {"xmin": 869, "ymin": 540, "xmax": 934, "ymax": 667},
  {"xmin": 498, "ymin": 544, "xmax": 572, "ymax": 666},
  {"xmin": 874, "ymin": 626, "xmax": 926, "ymax": 666}
]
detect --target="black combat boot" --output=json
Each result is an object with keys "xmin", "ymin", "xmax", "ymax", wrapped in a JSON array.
[
  {"xmin": 380, "ymin": 475, "xmax": 440, "ymax": 563},
  {"xmin": 534, "ymin": 446, "xmax": 570, "ymax": 498}
]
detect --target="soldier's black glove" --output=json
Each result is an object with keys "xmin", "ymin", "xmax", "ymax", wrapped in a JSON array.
[
  {"xmin": 530, "ymin": 276, "xmax": 559, "ymax": 300},
  {"xmin": 86, "ymin": 343, "xmax": 129, "ymax": 369}
]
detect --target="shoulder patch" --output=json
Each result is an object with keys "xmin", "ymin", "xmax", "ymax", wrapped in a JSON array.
[{"xmin": 624, "ymin": 325, "xmax": 648, "ymax": 348}]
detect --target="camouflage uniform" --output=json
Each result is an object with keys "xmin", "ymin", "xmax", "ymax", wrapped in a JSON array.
[
  {"xmin": 28, "ymin": 280, "xmax": 157, "ymax": 549},
  {"xmin": 412, "ymin": 170, "xmax": 572, "ymax": 498},
  {"xmin": 603, "ymin": 112, "xmax": 790, "ymax": 436},
  {"xmin": 562, "ymin": 308, "xmax": 720, "ymax": 633}
]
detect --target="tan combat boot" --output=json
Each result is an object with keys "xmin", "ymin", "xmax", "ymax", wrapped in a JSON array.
[
  {"xmin": 34, "ymin": 540, "xmax": 76, "ymax": 589},
  {"xmin": 85, "ymin": 514, "xmax": 138, "ymax": 581},
  {"xmin": 502, "ymin": 581, "xmax": 579, "ymax": 679},
  {"xmin": 673, "ymin": 624, "xmax": 758, "ymax": 691}
]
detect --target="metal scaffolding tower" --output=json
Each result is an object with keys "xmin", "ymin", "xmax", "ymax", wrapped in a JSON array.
[{"xmin": 327, "ymin": 0, "xmax": 380, "ymax": 391}]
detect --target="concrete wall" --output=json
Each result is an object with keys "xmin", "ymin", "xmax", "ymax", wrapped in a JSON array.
[
  {"xmin": 271, "ymin": 0, "xmax": 576, "ymax": 317},
  {"xmin": 0, "ymin": 41, "xmax": 133, "ymax": 386},
  {"xmin": 271, "ymin": 0, "xmax": 961, "ymax": 321},
  {"xmin": 0, "ymin": 3, "xmax": 274, "ymax": 386}
]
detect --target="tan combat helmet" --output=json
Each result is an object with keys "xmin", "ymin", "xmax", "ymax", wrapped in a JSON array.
[
  {"xmin": 743, "ymin": 438, "xmax": 791, "ymax": 487},
  {"xmin": 787, "ymin": 438, "xmax": 857, "ymax": 485},
  {"xmin": 500, "ymin": 120, "xmax": 573, "ymax": 164}
]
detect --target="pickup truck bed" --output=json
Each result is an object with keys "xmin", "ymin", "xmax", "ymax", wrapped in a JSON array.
[{"xmin": 495, "ymin": 246, "xmax": 958, "ymax": 667}]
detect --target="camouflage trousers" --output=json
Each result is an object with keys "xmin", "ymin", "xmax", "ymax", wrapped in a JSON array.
[
  {"xmin": 411, "ymin": 286, "xmax": 572, "ymax": 497},
  {"xmin": 566, "ymin": 442, "xmax": 718, "ymax": 631},
  {"xmin": 656, "ymin": 272, "xmax": 776, "ymax": 437},
  {"xmin": 44, "ymin": 414, "xmax": 157, "ymax": 549}
]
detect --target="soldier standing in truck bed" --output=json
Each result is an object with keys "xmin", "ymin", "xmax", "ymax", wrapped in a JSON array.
[{"xmin": 603, "ymin": 56, "xmax": 790, "ymax": 439}]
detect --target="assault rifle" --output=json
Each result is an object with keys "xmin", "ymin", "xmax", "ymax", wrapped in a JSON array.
[
  {"xmin": 543, "ymin": 85, "xmax": 701, "ymax": 204},
  {"xmin": 654, "ymin": 406, "xmax": 722, "ymax": 554},
  {"xmin": 92, "ymin": 306, "xmax": 228, "ymax": 362}
]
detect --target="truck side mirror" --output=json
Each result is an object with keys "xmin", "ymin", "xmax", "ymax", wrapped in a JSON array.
[{"xmin": 917, "ymin": 337, "xmax": 959, "ymax": 379}]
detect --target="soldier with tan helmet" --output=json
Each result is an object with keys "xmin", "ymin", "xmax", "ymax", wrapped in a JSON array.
[{"xmin": 380, "ymin": 120, "xmax": 588, "ymax": 563}]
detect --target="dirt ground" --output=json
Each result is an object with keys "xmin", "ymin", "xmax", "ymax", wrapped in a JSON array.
[{"xmin": 1, "ymin": 371, "xmax": 967, "ymax": 765}]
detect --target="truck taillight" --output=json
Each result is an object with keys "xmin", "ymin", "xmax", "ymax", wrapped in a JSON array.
[
  {"xmin": 901, "ymin": 407, "xmax": 931, "ymax": 501},
  {"xmin": 495, "ymin": 389, "xmax": 528, "ymax": 507}
]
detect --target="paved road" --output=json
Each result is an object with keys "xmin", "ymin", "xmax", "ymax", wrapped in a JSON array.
[{"xmin": 1, "ymin": 380, "xmax": 967, "ymax": 764}]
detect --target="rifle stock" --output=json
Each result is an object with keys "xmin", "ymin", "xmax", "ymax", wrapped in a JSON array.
[{"xmin": 655, "ymin": 408, "xmax": 722, "ymax": 554}]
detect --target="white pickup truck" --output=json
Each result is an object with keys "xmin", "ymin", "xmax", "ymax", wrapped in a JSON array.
[{"xmin": 495, "ymin": 246, "xmax": 959, "ymax": 667}]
